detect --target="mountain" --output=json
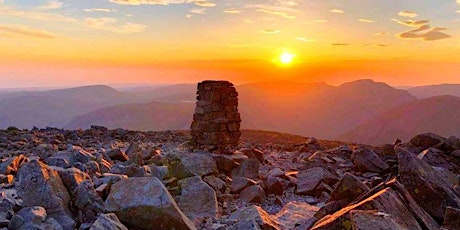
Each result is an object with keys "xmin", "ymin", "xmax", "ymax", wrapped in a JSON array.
[
  {"xmin": 68, "ymin": 79, "xmax": 416, "ymax": 139},
  {"xmin": 339, "ymin": 95, "xmax": 460, "ymax": 145},
  {"xmin": 408, "ymin": 84, "xmax": 460, "ymax": 98},
  {"xmin": 131, "ymin": 84, "xmax": 196, "ymax": 103},
  {"xmin": 66, "ymin": 101, "xmax": 194, "ymax": 131},
  {"xmin": 0, "ymin": 85, "xmax": 146, "ymax": 129}
]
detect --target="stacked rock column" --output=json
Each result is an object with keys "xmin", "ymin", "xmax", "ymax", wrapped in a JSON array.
[{"xmin": 191, "ymin": 81, "xmax": 241, "ymax": 150}]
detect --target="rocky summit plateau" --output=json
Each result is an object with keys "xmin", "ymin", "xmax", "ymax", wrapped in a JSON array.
[{"xmin": 0, "ymin": 127, "xmax": 460, "ymax": 230}]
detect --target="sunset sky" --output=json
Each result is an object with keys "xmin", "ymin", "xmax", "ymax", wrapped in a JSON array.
[{"xmin": 1, "ymin": 0, "xmax": 460, "ymax": 87}]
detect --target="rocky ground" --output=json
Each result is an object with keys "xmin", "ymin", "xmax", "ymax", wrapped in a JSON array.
[{"xmin": 1, "ymin": 126, "xmax": 460, "ymax": 230}]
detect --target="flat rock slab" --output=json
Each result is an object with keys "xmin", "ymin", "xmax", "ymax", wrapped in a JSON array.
[
  {"xmin": 177, "ymin": 176, "xmax": 218, "ymax": 222},
  {"xmin": 296, "ymin": 167, "xmax": 337, "ymax": 196}
]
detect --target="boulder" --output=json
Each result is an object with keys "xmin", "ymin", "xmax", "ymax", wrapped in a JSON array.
[
  {"xmin": 106, "ymin": 149, "xmax": 129, "ymax": 162},
  {"xmin": 442, "ymin": 206, "xmax": 460, "ymax": 230},
  {"xmin": 265, "ymin": 177, "xmax": 284, "ymax": 195},
  {"xmin": 296, "ymin": 167, "xmax": 337, "ymax": 196},
  {"xmin": 328, "ymin": 173, "xmax": 369, "ymax": 202},
  {"xmin": 72, "ymin": 180, "xmax": 104, "ymax": 223},
  {"xmin": 239, "ymin": 185, "xmax": 265, "ymax": 204},
  {"xmin": 349, "ymin": 210, "xmax": 407, "ymax": 230},
  {"xmin": 351, "ymin": 149, "xmax": 389, "ymax": 173},
  {"xmin": 396, "ymin": 146, "xmax": 460, "ymax": 222},
  {"xmin": 105, "ymin": 177, "xmax": 196, "ymax": 230},
  {"xmin": 274, "ymin": 202, "xmax": 318, "ymax": 229},
  {"xmin": 240, "ymin": 148, "xmax": 265, "ymax": 163},
  {"xmin": 409, "ymin": 133, "xmax": 445, "ymax": 149},
  {"xmin": 0, "ymin": 155, "xmax": 28, "ymax": 174},
  {"xmin": 231, "ymin": 158, "xmax": 260, "ymax": 180},
  {"xmin": 8, "ymin": 206, "xmax": 63, "ymax": 230},
  {"xmin": 417, "ymin": 148, "xmax": 453, "ymax": 170},
  {"xmin": 203, "ymin": 175, "xmax": 226, "ymax": 193},
  {"xmin": 89, "ymin": 213, "xmax": 128, "ymax": 230},
  {"xmin": 168, "ymin": 152, "xmax": 218, "ymax": 180},
  {"xmin": 229, "ymin": 205, "xmax": 280, "ymax": 230},
  {"xmin": 232, "ymin": 177, "xmax": 257, "ymax": 193},
  {"xmin": 177, "ymin": 176, "xmax": 218, "ymax": 222},
  {"xmin": 16, "ymin": 160, "xmax": 76, "ymax": 229}
]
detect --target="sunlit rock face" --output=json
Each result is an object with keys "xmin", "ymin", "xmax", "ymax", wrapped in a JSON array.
[{"xmin": 191, "ymin": 80, "xmax": 241, "ymax": 150}]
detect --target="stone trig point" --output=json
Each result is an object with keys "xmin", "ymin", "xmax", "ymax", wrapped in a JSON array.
[{"xmin": 191, "ymin": 80, "xmax": 241, "ymax": 150}]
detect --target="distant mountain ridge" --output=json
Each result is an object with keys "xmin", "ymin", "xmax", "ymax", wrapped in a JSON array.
[{"xmin": 408, "ymin": 84, "xmax": 460, "ymax": 99}]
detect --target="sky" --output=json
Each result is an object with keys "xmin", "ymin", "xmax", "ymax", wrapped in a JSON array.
[{"xmin": 1, "ymin": 0, "xmax": 460, "ymax": 87}]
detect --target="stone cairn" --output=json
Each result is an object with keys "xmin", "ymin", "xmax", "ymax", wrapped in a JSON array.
[{"xmin": 191, "ymin": 80, "xmax": 241, "ymax": 150}]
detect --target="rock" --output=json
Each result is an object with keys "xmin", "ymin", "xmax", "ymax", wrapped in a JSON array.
[
  {"xmin": 232, "ymin": 177, "xmax": 257, "ymax": 193},
  {"xmin": 349, "ymin": 210, "xmax": 407, "ymax": 230},
  {"xmin": 440, "ymin": 136, "xmax": 460, "ymax": 152},
  {"xmin": 105, "ymin": 177, "xmax": 196, "ymax": 230},
  {"xmin": 432, "ymin": 166, "xmax": 459, "ymax": 188},
  {"xmin": 177, "ymin": 176, "xmax": 218, "ymax": 222},
  {"xmin": 16, "ymin": 159, "xmax": 76, "ymax": 229},
  {"xmin": 45, "ymin": 157, "xmax": 71, "ymax": 168},
  {"xmin": 229, "ymin": 205, "xmax": 280, "ymax": 230},
  {"xmin": 409, "ymin": 133, "xmax": 445, "ymax": 149},
  {"xmin": 106, "ymin": 148, "xmax": 129, "ymax": 162},
  {"xmin": 168, "ymin": 152, "xmax": 218, "ymax": 180},
  {"xmin": 240, "ymin": 148, "xmax": 265, "ymax": 163},
  {"xmin": 442, "ymin": 206, "xmax": 460, "ymax": 230},
  {"xmin": 231, "ymin": 159, "xmax": 260, "ymax": 180},
  {"xmin": 72, "ymin": 180, "xmax": 104, "ymax": 223},
  {"xmin": 274, "ymin": 202, "xmax": 318, "ymax": 229},
  {"xmin": 418, "ymin": 148, "xmax": 453, "ymax": 170},
  {"xmin": 89, "ymin": 213, "xmax": 128, "ymax": 230},
  {"xmin": 328, "ymin": 173, "xmax": 369, "ymax": 202},
  {"xmin": 52, "ymin": 166, "xmax": 91, "ymax": 191},
  {"xmin": 0, "ymin": 174, "xmax": 13, "ymax": 184},
  {"xmin": 265, "ymin": 177, "xmax": 284, "ymax": 195},
  {"xmin": 203, "ymin": 175, "xmax": 226, "ymax": 193},
  {"xmin": 0, "ymin": 155, "xmax": 28, "ymax": 174},
  {"xmin": 351, "ymin": 149, "xmax": 389, "ymax": 173},
  {"xmin": 8, "ymin": 206, "xmax": 63, "ymax": 230},
  {"xmin": 239, "ymin": 185, "xmax": 265, "ymax": 204},
  {"xmin": 396, "ymin": 146, "xmax": 460, "ymax": 222},
  {"xmin": 296, "ymin": 167, "xmax": 337, "ymax": 196},
  {"xmin": 212, "ymin": 154, "xmax": 245, "ymax": 172},
  {"xmin": 266, "ymin": 168, "xmax": 285, "ymax": 179}
]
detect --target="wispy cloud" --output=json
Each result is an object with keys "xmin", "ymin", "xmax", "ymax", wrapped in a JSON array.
[
  {"xmin": 0, "ymin": 5, "xmax": 77, "ymax": 23},
  {"xmin": 40, "ymin": 0, "xmax": 63, "ymax": 10},
  {"xmin": 85, "ymin": 8, "xmax": 116, "ymax": 13},
  {"xmin": 109, "ymin": 0, "xmax": 213, "ymax": 6},
  {"xmin": 194, "ymin": 1, "xmax": 215, "ymax": 7},
  {"xmin": 189, "ymin": 8, "xmax": 206, "ymax": 14},
  {"xmin": 84, "ymin": 17, "xmax": 147, "ymax": 34},
  {"xmin": 256, "ymin": 9, "xmax": 295, "ymax": 19},
  {"xmin": 373, "ymin": 32, "xmax": 388, "ymax": 36},
  {"xmin": 260, "ymin": 29, "xmax": 281, "ymax": 34},
  {"xmin": 223, "ymin": 9, "xmax": 241, "ymax": 14},
  {"xmin": 296, "ymin": 37, "xmax": 315, "ymax": 42},
  {"xmin": 398, "ymin": 11, "xmax": 417, "ymax": 18},
  {"xmin": 393, "ymin": 18, "xmax": 451, "ymax": 41},
  {"xmin": 0, "ymin": 24, "xmax": 56, "ymax": 38},
  {"xmin": 391, "ymin": 19, "xmax": 430, "ymax": 27},
  {"xmin": 330, "ymin": 9, "xmax": 344, "ymax": 14},
  {"xmin": 358, "ymin": 18, "xmax": 374, "ymax": 23}
]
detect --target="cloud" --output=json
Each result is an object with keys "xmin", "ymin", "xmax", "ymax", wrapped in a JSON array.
[
  {"xmin": 109, "ymin": 0, "xmax": 210, "ymax": 6},
  {"xmin": 256, "ymin": 9, "xmax": 295, "ymax": 19},
  {"xmin": 85, "ymin": 8, "xmax": 116, "ymax": 12},
  {"xmin": 332, "ymin": 43, "xmax": 350, "ymax": 46},
  {"xmin": 296, "ymin": 37, "xmax": 315, "ymax": 42},
  {"xmin": 373, "ymin": 32, "xmax": 388, "ymax": 36},
  {"xmin": 0, "ymin": 24, "xmax": 56, "ymax": 38},
  {"xmin": 260, "ymin": 29, "xmax": 281, "ymax": 34},
  {"xmin": 398, "ymin": 25, "xmax": 451, "ymax": 41},
  {"xmin": 40, "ymin": 0, "xmax": 63, "ymax": 10},
  {"xmin": 0, "ymin": 5, "xmax": 77, "ymax": 23},
  {"xmin": 189, "ymin": 8, "xmax": 206, "ymax": 14},
  {"xmin": 84, "ymin": 17, "xmax": 146, "ymax": 33},
  {"xmin": 358, "ymin": 18, "xmax": 373, "ymax": 23},
  {"xmin": 223, "ymin": 9, "xmax": 241, "ymax": 14},
  {"xmin": 313, "ymin": 19, "xmax": 327, "ymax": 23},
  {"xmin": 398, "ymin": 11, "xmax": 417, "ymax": 18},
  {"xmin": 194, "ymin": 1, "xmax": 215, "ymax": 7},
  {"xmin": 391, "ymin": 19, "xmax": 430, "ymax": 27},
  {"xmin": 330, "ymin": 9, "xmax": 344, "ymax": 14}
]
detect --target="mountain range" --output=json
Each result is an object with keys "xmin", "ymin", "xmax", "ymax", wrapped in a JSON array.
[{"xmin": 2, "ymin": 80, "xmax": 460, "ymax": 145}]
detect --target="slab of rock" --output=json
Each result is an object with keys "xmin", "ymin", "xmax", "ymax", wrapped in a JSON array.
[
  {"xmin": 274, "ymin": 202, "xmax": 318, "ymax": 229},
  {"xmin": 203, "ymin": 175, "xmax": 226, "ymax": 193},
  {"xmin": 349, "ymin": 210, "xmax": 407, "ymax": 230},
  {"xmin": 239, "ymin": 185, "xmax": 266, "ymax": 204},
  {"xmin": 89, "ymin": 213, "xmax": 128, "ymax": 230},
  {"xmin": 396, "ymin": 146, "xmax": 460, "ymax": 222},
  {"xmin": 232, "ymin": 177, "xmax": 257, "ymax": 193},
  {"xmin": 105, "ymin": 177, "xmax": 196, "ymax": 230},
  {"xmin": 177, "ymin": 176, "xmax": 218, "ymax": 222},
  {"xmin": 0, "ymin": 155, "xmax": 28, "ymax": 174},
  {"xmin": 265, "ymin": 177, "xmax": 284, "ymax": 195},
  {"xmin": 296, "ymin": 167, "xmax": 337, "ymax": 196},
  {"xmin": 106, "ymin": 149, "xmax": 129, "ymax": 162},
  {"xmin": 231, "ymin": 158, "xmax": 260, "ymax": 180},
  {"xmin": 168, "ymin": 152, "xmax": 218, "ymax": 180},
  {"xmin": 442, "ymin": 206, "xmax": 460, "ymax": 230},
  {"xmin": 328, "ymin": 173, "xmax": 369, "ymax": 202},
  {"xmin": 417, "ymin": 148, "xmax": 453, "ymax": 170},
  {"xmin": 8, "ymin": 206, "xmax": 63, "ymax": 230},
  {"xmin": 229, "ymin": 205, "xmax": 280, "ymax": 230},
  {"xmin": 351, "ymin": 149, "xmax": 389, "ymax": 173},
  {"xmin": 16, "ymin": 159, "xmax": 76, "ymax": 229},
  {"xmin": 72, "ymin": 180, "xmax": 104, "ymax": 223},
  {"xmin": 409, "ymin": 133, "xmax": 445, "ymax": 149}
]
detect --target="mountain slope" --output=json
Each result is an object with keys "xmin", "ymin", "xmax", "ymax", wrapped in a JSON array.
[
  {"xmin": 67, "ymin": 80, "xmax": 416, "ymax": 139},
  {"xmin": 66, "ymin": 101, "xmax": 194, "ymax": 131},
  {"xmin": 0, "ymin": 85, "xmax": 145, "ymax": 128},
  {"xmin": 338, "ymin": 95, "xmax": 460, "ymax": 145},
  {"xmin": 408, "ymin": 84, "xmax": 460, "ymax": 99}
]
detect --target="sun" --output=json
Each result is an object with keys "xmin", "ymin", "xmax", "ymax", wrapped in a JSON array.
[{"xmin": 279, "ymin": 52, "xmax": 295, "ymax": 65}]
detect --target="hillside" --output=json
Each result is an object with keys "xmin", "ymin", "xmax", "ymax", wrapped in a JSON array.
[
  {"xmin": 0, "ymin": 85, "xmax": 146, "ymax": 129},
  {"xmin": 408, "ymin": 84, "xmax": 460, "ymax": 98},
  {"xmin": 339, "ymin": 95, "xmax": 460, "ymax": 145}
]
